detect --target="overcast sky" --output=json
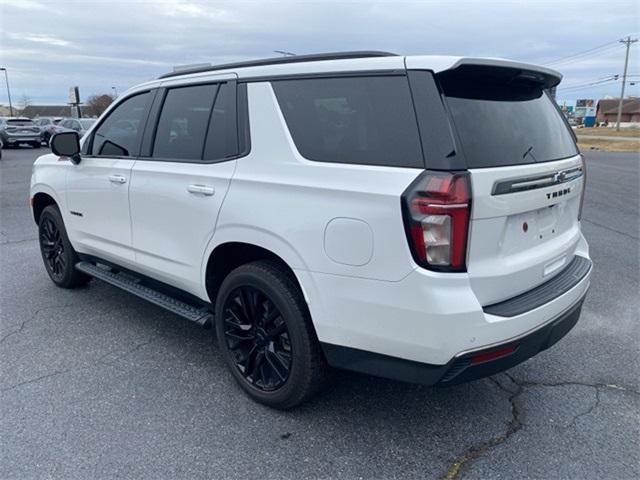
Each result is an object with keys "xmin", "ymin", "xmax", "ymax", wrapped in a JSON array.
[{"xmin": 0, "ymin": 0, "xmax": 638, "ymax": 106}]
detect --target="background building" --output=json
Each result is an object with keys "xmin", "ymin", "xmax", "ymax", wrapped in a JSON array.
[{"xmin": 596, "ymin": 97, "xmax": 640, "ymax": 124}]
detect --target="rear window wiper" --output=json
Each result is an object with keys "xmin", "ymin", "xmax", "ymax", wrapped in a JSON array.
[{"xmin": 522, "ymin": 145, "xmax": 537, "ymax": 161}]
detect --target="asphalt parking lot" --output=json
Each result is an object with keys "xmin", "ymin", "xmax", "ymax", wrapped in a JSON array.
[{"xmin": 1, "ymin": 147, "xmax": 638, "ymax": 480}]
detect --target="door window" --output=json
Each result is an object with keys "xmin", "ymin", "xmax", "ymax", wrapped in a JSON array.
[
  {"xmin": 91, "ymin": 91, "xmax": 153, "ymax": 157},
  {"xmin": 153, "ymin": 84, "xmax": 218, "ymax": 161},
  {"xmin": 203, "ymin": 82, "xmax": 237, "ymax": 161}
]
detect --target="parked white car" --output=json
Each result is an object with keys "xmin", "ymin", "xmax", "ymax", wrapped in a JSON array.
[{"xmin": 30, "ymin": 52, "xmax": 591, "ymax": 408}]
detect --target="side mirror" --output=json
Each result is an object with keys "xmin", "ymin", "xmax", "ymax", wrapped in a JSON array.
[{"xmin": 51, "ymin": 131, "xmax": 81, "ymax": 164}]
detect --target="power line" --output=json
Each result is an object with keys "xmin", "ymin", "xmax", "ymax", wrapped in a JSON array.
[
  {"xmin": 544, "ymin": 40, "xmax": 621, "ymax": 66},
  {"xmin": 558, "ymin": 81, "xmax": 619, "ymax": 93},
  {"xmin": 557, "ymin": 81, "xmax": 619, "ymax": 93},
  {"xmin": 559, "ymin": 75, "xmax": 618, "ymax": 89}
]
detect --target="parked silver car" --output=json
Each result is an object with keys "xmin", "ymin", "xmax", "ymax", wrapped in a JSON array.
[
  {"xmin": 0, "ymin": 117, "xmax": 41, "ymax": 149},
  {"xmin": 55, "ymin": 118, "xmax": 96, "ymax": 138},
  {"xmin": 33, "ymin": 117, "xmax": 63, "ymax": 145}
]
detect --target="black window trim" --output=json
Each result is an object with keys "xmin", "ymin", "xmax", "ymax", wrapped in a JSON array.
[
  {"xmin": 136, "ymin": 79, "xmax": 250, "ymax": 165},
  {"xmin": 83, "ymin": 89, "xmax": 157, "ymax": 160}
]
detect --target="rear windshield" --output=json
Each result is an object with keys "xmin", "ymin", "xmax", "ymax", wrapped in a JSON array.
[
  {"xmin": 438, "ymin": 68, "xmax": 578, "ymax": 168},
  {"xmin": 272, "ymin": 76, "xmax": 424, "ymax": 168}
]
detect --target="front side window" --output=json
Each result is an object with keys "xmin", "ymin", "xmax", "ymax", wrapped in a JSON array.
[
  {"xmin": 153, "ymin": 84, "xmax": 217, "ymax": 161},
  {"xmin": 92, "ymin": 91, "xmax": 152, "ymax": 157},
  {"xmin": 272, "ymin": 76, "xmax": 424, "ymax": 168}
]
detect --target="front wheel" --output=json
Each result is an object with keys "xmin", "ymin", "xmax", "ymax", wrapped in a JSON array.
[
  {"xmin": 38, "ymin": 205, "xmax": 90, "ymax": 288},
  {"xmin": 215, "ymin": 260, "xmax": 327, "ymax": 409}
]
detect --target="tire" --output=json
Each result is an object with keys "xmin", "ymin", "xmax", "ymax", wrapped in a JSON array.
[
  {"xmin": 215, "ymin": 260, "xmax": 327, "ymax": 409},
  {"xmin": 38, "ymin": 205, "xmax": 90, "ymax": 288},
  {"xmin": 32, "ymin": 142, "xmax": 40, "ymax": 149}
]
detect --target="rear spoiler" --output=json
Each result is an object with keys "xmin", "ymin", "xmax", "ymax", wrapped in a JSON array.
[{"xmin": 448, "ymin": 57, "xmax": 562, "ymax": 89}]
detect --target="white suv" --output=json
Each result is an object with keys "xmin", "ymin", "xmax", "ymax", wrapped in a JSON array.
[{"xmin": 30, "ymin": 52, "xmax": 591, "ymax": 408}]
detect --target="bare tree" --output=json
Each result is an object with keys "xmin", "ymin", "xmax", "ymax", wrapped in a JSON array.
[
  {"xmin": 85, "ymin": 94, "xmax": 115, "ymax": 117},
  {"xmin": 19, "ymin": 94, "xmax": 32, "ymax": 113}
]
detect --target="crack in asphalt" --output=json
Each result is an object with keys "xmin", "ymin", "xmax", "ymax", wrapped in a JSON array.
[
  {"xmin": 442, "ymin": 373, "xmax": 638, "ymax": 480},
  {"xmin": 568, "ymin": 386, "xmax": 600, "ymax": 429},
  {"xmin": 0, "ymin": 308, "xmax": 42, "ymax": 345},
  {"xmin": 0, "ymin": 237, "xmax": 38, "ymax": 246},
  {"xmin": 0, "ymin": 293, "xmax": 123, "ymax": 345},
  {"xmin": 0, "ymin": 339, "xmax": 155, "ymax": 393},
  {"xmin": 443, "ymin": 376, "xmax": 523, "ymax": 480}
]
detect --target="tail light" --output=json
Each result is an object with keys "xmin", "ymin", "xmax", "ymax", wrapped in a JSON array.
[
  {"xmin": 578, "ymin": 155, "xmax": 587, "ymax": 220},
  {"xmin": 401, "ymin": 171, "xmax": 471, "ymax": 272}
]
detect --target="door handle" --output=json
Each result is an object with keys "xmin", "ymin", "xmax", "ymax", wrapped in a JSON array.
[
  {"xmin": 187, "ymin": 184, "xmax": 215, "ymax": 196},
  {"xmin": 108, "ymin": 174, "xmax": 127, "ymax": 184}
]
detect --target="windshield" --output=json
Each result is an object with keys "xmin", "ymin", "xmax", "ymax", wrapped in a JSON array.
[
  {"xmin": 438, "ymin": 67, "xmax": 578, "ymax": 168},
  {"xmin": 79, "ymin": 119, "xmax": 96, "ymax": 129}
]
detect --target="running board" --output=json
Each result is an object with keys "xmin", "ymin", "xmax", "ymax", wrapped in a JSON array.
[{"xmin": 75, "ymin": 261, "xmax": 213, "ymax": 327}]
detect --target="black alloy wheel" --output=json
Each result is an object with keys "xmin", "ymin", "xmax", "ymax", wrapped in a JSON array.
[
  {"xmin": 215, "ymin": 260, "xmax": 328, "ymax": 409},
  {"xmin": 40, "ymin": 216, "xmax": 66, "ymax": 281},
  {"xmin": 38, "ymin": 205, "xmax": 90, "ymax": 288},
  {"xmin": 222, "ymin": 285, "xmax": 292, "ymax": 391}
]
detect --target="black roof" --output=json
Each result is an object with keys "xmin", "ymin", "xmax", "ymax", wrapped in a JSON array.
[{"xmin": 158, "ymin": 51, "xmax": 397, "ymax": 79}]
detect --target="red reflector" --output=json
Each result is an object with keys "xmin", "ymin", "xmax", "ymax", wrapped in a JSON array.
[{"xmin": 470, "ymin": 345, "xmax": 516, "ymax": 365}]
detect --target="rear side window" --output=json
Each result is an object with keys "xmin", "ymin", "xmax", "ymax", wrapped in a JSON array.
[
  {"xmin": 92, "ymin": 91, "xmax": 152, "ymax": 157},
  {"xmin": 272, "ymin": 76, "xmax": 424, "ymax": 168},
  {"xmin": 438, "ymin": 67, "xmax": 578, "ymax": 168},
  {"xmin": 203, "ymin": 82, "xmax": 236, "ymax": 161},
  {"xmin": 153, "ymin": 84, "xmax": 217, "ymax": 161}
]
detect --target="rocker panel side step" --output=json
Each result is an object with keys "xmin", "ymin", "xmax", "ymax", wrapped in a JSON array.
[{"xmin": 75, "ymin": 261, "xmax": 213, "ymax": 326}]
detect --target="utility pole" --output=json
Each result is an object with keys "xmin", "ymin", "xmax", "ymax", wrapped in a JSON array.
[
  {"xmin": 0, "ymin": 68, "xmax": 14, "ymax": 117},
  {"xmin": 615, "ymin": 36, "xmax": 638, "ymax": 131}
]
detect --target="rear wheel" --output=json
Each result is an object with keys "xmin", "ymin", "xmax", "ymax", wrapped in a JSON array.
[
  {"xmin": 215, "ymin": 260, "xmax": 327, "ymax": 409},
  {"xmin": 31, "ymin": 142, "xmax": 40, "ymax": 149},
  {"xmin": 38, "ymin": 205, "xmax": 90, "ymax": 288}
]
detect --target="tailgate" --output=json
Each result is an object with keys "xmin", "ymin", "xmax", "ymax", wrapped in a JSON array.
[
  {"xmin": 436, "ymin": 63, "xmax": 584, "ymax": 306},
  {"xmin": 467, "ymin": 155, "xmax": 584, "ymax": 305}
]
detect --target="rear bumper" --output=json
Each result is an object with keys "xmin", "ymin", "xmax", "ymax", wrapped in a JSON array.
[
  {"xmin": 2, "ymin": 134, "xmax": 40, "ymax": 143},
  {"xmin": 322, "ymin": 295, "xmax": 585, "ymax": 386}
]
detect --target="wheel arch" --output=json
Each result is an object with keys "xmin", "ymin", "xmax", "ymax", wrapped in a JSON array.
[
  {"xmin": 31, "ymin": 190, "xmax": 59, "ymax": 225},
  {"xmin": 204, "ymin": 240, "xmax": 307, "ymax": 306}
]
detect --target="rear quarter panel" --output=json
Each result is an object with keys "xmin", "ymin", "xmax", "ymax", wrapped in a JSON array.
[{"xmin": 212, "ymin": 82, "xmax": 422, "ymax": 282}]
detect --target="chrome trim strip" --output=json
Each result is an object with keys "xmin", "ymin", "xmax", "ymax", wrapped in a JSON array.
[
  {"xmin": 425, "ymin": 203, "xmax": 468, "ymax": 209},
  {"xmin": 492, "ymin": 166, "xmax": 583, "ymax": 196}
]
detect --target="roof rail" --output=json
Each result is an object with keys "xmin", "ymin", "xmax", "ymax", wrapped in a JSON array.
[{"xmin": 158, "ymin": 51, "xmax": 398, "ymax": 79}]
